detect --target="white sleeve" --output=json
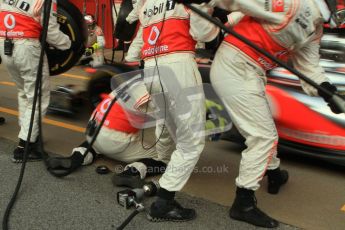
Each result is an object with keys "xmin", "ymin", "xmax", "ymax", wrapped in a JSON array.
[
  {"xmin": 189, "ymin": 3, "xmax": 220, "ymax": 42},
  {"xmin": 226, "ymin": 11, "xmax": 244, "ymax": 27},
  {"xmin": 290, "ymin": 26, "xmax": 328, "ymax": 96},
  {"xmin": 126, "ymin": 10, "xmax": 139, "ymax": 24},
  {"xmin": 209, "ymin": 0, "xmax": 288, "ymax": 24},
  {"xmin": 126, "ymin": 0, "xmax": 142, "ymax": 24},
  {"xmin": 46, "ymin": 0, "xmax": 71, "ymax": 50},
  {"xmin": 125, "ymin": 26, "xmax": 143, "ymax": 62}
]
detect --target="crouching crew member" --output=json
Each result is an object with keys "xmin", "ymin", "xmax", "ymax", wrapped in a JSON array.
[{"xmin": 70, "ymin": 88, "xmax": 168, "ymax": 188}]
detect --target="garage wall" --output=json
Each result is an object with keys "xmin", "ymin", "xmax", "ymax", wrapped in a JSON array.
[{"xmin": 68, "ymin": 0, "xmax": 122, "ymax": 48}]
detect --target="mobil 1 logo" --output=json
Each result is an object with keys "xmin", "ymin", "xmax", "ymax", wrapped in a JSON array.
[
  {"xmin": 4, "ymin": 0, "xmax": 31, "ymax": 12},
  {"xmin": 144, "ymin": 0, "xmax": 176, "ymax": 17}
]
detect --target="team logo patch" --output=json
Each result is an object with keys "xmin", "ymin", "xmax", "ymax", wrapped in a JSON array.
[
  {"xmin": 5, "ymin": 0, "xmax": 31, "ymax": 12},
  {"xmin": 272, "ymin": 0, "xmax": 284, "ymax": 12},
  {"xmin": 144, "ymin": 0, "xmax": 175, "ymax": 17},
  {"xmin": 148, "ymin": 26, "xmax": 160, "ymax": 45},
  {"xmin": 4, "ymin": 14, "xmax": 16, "ymax": 29}
]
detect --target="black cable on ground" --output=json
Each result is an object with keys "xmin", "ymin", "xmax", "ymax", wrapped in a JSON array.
[
  {"xmin": 116, "ymin": 209, "xmax": 140, "ymax": 230},
  {"xmin": 2, "ymin": 0, "xmax": 53, "ymax": 229},
  {"xmin": 185, "ymin": 3, "xmax": 345, "ymax": 112}
]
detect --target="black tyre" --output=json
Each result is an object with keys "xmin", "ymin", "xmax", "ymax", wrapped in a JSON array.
[
  {"xmin": 87, "ymin": 71, "xmax": 112, "ymax": 108},
  {"xmin": 47, "ymin": 0, "xmax": 88, "ymax": 76},
  {"xmin": 86, "ymin": 63, "xmax": 140, "ymax": 108}
]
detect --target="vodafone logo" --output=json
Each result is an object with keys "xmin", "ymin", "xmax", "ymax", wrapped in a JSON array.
[
  {"xmin": 100, "ymin": 98, "xmax": 111, "ymax": 113},
  {"xmin": 4, "ymin": 14, "xmax": 16, "ymax": 30},
  {"xmin": 148, "ymin": 26, "xmax": 160, "ymax": 45}
]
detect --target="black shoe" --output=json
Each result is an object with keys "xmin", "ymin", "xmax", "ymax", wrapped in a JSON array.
[
  {"xmin": 112, "ymin": 167, "xmax": 145, "ymax": 188},
  {"xmin": 12, "ymin": 139, "xmax": 42, "ymax": 163},
  {"xmin": 147, "ymin": 198, "xmax": 196, "ymax": 222},
  {"xmin": 229, "ymin": 187, "xmax": 279, "ymax": 228},
  {"xmin": 266, "ymin": 168, "xmax": 289, "ymax": 194}
]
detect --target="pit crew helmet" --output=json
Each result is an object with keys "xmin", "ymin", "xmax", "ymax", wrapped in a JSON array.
[{"xmin": 84, "ymin": 14, "xmax": 96, "ymax": 30}]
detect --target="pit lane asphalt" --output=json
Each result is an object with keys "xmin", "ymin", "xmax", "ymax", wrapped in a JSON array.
[
  {"xmin": 0, "ymin": 61, "xmax": 344, "ymax": 230},
  {"xmin": 0, "ymin": 138, "xmax": 300, "ymax": 230}
]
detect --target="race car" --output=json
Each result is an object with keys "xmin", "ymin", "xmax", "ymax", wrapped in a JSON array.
[
  {"xmin": 243, "ymin": 61, "xmax": 345, "ymax": 166},
  {"xmin": 78, "ymin": 30, "xmax": 345, "ymax": 166}
]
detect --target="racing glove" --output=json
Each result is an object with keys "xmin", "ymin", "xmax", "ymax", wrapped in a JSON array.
[
  {"xmin": 85, "ymin": 43, "xmax": 102, "ymax": 56},
  {"xmin": 85, "ymin": 47, "xmax": 94, "ymax": 56},
  {"xmin": 318, "ymin": 82, "xmax": 344, "ymax": 114}
]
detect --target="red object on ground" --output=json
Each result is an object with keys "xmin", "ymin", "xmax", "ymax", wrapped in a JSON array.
[{"xmin": 69, "ymin": 0, "xmax": 122, "ymax": 48}]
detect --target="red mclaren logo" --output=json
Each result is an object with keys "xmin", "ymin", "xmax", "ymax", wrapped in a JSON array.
[{"xmin": 272, "ymin": 0, "xmax": 284, "ymax": 12}]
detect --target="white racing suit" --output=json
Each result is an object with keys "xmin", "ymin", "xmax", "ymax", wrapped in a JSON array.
[
  {"xmin": 138, "ymin": 0, "xmax": 219, "ymax": 191},
  {"xmin": 0, "ymin": 0, "xmax": 71, "ymax": 142},
  {"xmin": 210, "ymin": 0, "xmax": 329, "ymax": 190}
]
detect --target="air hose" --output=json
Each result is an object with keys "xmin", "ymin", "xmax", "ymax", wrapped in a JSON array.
[
  {"xmin": 116, "ymin": 209, "xmax": 142, "ymax": 230},
  {"xmin": 2, "ymin": 0, "xmax": 53, "ymax": 229}
]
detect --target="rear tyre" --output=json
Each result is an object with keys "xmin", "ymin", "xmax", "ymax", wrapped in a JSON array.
[{"xmin": 47, "ymin": 0, "xmax": 87, "ymax": 75}]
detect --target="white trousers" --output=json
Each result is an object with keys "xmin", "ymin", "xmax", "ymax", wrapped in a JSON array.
[
  {"xmin": 210, "ymin": 43, "xmax": 280, "ymax": 190},
  {"xmin": 145, "ymin": 54, "xmax": 206, "ymax": 191},
  {"xmin": 87, "ymin": 126, "xmax": 157, "ymax": 163},
  {"xmin": 0, "ymin": 39, "xmax": 50, "ymax": 142}
]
